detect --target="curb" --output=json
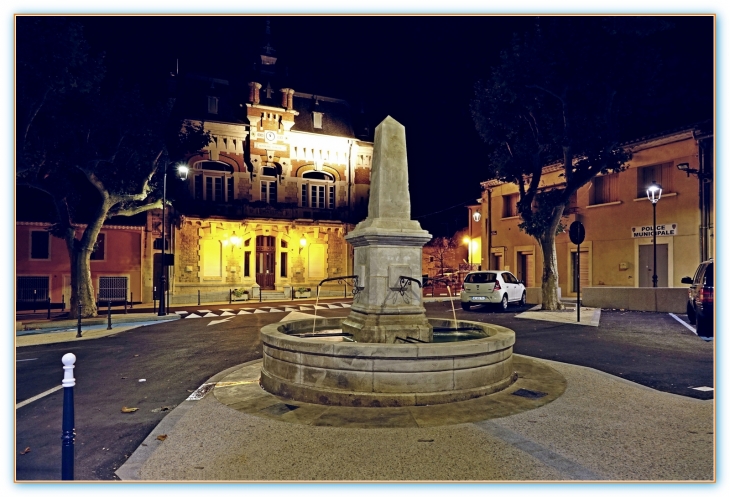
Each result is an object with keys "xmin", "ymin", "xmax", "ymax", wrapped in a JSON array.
[{"xmin": 16, "ymin": 313, "xmax": 180, "ymax": 334}]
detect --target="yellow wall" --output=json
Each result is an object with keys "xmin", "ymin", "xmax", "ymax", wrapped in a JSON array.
[{"xmin": 479, "ymin": 133, "xmax": 706, "ymax": 295}]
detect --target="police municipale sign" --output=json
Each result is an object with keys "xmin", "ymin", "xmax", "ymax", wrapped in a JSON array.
[{"xmin": 631, "ymin": 223, "xmax": 677, "ymax": 238}]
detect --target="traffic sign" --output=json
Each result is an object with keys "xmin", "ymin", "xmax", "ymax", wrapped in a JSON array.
[{"xmin": 569, "ymin": 221, "xmax": 585, "ymax": 245}]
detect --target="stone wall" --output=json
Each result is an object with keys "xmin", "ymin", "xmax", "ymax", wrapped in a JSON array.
[{"xmin": 177, "ymin": 222, "xmax": 201, "ymax": 283}]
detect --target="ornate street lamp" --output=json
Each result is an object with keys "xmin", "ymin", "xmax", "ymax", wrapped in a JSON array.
[{"xmin": 646, "ymin": 181, "xmax": 663, "ymax": 288}]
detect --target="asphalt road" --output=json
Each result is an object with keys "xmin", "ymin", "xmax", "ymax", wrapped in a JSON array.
[{"xmin": 15, "ymin": 300, "xmax": 713, "ymax": 481}]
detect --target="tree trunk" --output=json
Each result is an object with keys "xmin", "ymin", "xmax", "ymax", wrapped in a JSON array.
[
  {"xmin": 64, "ymin": 199, "xmax": 111, "ymax": 318},
  {"xmin": 64, "ymin": 232, "xmax": 98, "ymax": 319},
  {"xmin": 537, "ymin": 204, "xmax": 566, "ymax": 311},
  {"xmin": 539, "ymin": 234, "xmax": 563, "ymax": 310}
]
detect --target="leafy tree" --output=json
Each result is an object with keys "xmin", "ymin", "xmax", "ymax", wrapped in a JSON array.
[
  {"xmin": 17, "ymin": 17, "xmax": 210, "ymax": 317},
  {"xmin": 471, "ymin": 17, "xmax": 674, "ymax": 310}
]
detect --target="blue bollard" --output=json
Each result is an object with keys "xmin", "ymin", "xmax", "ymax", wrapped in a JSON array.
[{"xmin": 61, "ymin": 353, "xmax": 76, "ymax": 480}]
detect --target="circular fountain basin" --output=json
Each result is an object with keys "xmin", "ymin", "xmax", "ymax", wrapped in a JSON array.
[{"xmin": 260, "ymin": 318, "xmax": 516, "ymax": 407}]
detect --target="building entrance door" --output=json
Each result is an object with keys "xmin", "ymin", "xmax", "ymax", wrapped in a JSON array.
[
  {"xmin": 256, "ymin": 235, "xmax": 276, "ymax": 289},
  {"xmin": 639, "ymin": 244, "xmax": 668, "ymax": 287},
  {"xmin": 571, "ymin": 250, "xmax": 590, "ymax": 293},
  {"xmin": 517, "ymin": 252, "xmax": 535, "ymax": 287}
]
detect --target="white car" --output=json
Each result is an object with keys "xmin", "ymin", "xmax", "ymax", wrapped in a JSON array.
[{"xmin": 460, "ymin": 271, "xmax": 527, "ymax": 311}]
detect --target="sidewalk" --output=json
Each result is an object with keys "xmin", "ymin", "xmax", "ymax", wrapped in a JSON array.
[{"xmin": 117, "ymin": 355, "xmax": 713, "ymax": 481}]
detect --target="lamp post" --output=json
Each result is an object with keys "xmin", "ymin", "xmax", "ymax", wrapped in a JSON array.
[
  {"xmin": 158, "ymin": 164, "xmax": 190, "ymax": 316},
  {"xmin": 463, "ymin": 236, "xmax": 471, "ymax": 270},
  {"xmin": 158, "ymin": 167, "xmax": 168, "ymax": 316},
  {"xmin": 646, "ymin": 181, "xmax": 662, "ymax": 288}
]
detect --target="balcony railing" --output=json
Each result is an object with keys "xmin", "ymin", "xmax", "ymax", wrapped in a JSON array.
[{"xmin": 178, "ymin": 200, "xmax": 364, "ymax": 223}]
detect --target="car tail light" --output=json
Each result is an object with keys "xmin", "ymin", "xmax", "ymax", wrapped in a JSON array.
[
  {"xmin": 700, "ymin": 287, "xmax": 713, "ymax": 304},
  {"xmin": 493, "ymin": 281, "xmax": 501, "ymax": 292}
]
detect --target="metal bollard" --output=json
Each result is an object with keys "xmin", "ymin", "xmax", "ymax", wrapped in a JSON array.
[
  {"xmin": 61, "ymin": 353, "xmax": 76, "ymax": 480},
  {"xmin": 107, "ymin": 301, "xmax": 112, "ymax": 330},
  {"xmin": 124, "ymin": 297, "xmax": 128, "ymax": 314},
  {"xmin": 76, "ymin": 303, "xmax": 82, "ymax": 338},
  {"xmin": 167, "ymin": 289, "xmax": 170, "ymax": 314},
  {"xmin": 259, "ymin": 288, "xmax": 262, "ymax": 303},
  {"xmin": 229, "ymin": 289, "xmax": 232, "ymax": 305},
  {"xmin": 47, "ymin": 297, "xmax": 52, "ymax": 320},
  {"xmin": 153, "ymin": 286, "xmax": 157, "ymax": 314},
  {"xmin": 62, "ymin": 294, "xmax": 65, "ymax": 312},
  {"xmin": 197, "ymin": 289, "xmax": 201, "ymax": 306},
  {"xmin": 130, "ymin": 292, "xmax": 133, "ymax": 309},
  {"xmin": 33, "ymin": 290, "xmax": 37, "ymax": 313}
]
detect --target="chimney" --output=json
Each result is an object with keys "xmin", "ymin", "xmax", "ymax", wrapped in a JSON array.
[
  {"xmin": 280, "ymin": 88, "xmax": 295, "ymax": 110},
  {"xmin": 248, "ymin": 82, "xmax": 262, "ymax": 104}
]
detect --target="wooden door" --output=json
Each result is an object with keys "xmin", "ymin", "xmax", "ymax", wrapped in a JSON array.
[{"xmin": 256, "ymin": 235, "xmax": 276, "ymax": 289}]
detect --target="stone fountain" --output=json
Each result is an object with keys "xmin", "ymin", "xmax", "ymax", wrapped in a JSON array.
[{"xmin": 260, "ymin": 116, "xmax": 516, "ymax": 407}]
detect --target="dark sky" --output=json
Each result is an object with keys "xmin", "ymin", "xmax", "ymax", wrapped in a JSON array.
[{"xmin": 76, "ymin": 15, "xmax": 713, "ymax": 236}]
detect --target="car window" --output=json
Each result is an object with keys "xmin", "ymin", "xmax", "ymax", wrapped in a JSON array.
[
  {"xmin": 501, "ymin": 272, "xmax": 516, "ymax": 284},
  {"xmin": 464, "ymin": 273, "xmax": 496, "ymax": 284},
  {"xmin": 704, "ymin": 263, "xmax": 713, "ymax": 286}
]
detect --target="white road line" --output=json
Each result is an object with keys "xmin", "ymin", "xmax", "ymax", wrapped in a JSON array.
[
  {"xmin": 16, "ymin": 385, "xmax": 63, "ymax": 409},
  {"xmin": 669, "ymin": 313, "xmax": 697, "ymax": 335},
  {"xmin": 17, "ymin": 358, "xmax": 38, "ymax": 362}
]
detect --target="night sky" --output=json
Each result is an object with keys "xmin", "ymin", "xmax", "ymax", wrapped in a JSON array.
[{"xmin": 71, "ymin": 15, "xmax": 714, "ymax": 236}]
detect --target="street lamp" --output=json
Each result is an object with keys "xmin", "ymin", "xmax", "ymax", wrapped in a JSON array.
[
  {"xmin": 158, "ymin": 163, "xmax": 190, "ymax": 316},
  {"xmin": 646, "ymin": 181, "xmax": 662, "ymax": 288},
  {"xmin": 463, "ymin": 236, "xmax": 471, "ymax": 269}
]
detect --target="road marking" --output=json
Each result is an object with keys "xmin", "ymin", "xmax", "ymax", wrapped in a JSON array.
[
  {"xmin": 17, "ymin": 358, "xmax": 38, "ymax": 362},
  {"xmin": 669, "ymin": 313, "xmax": 697, "ymax": 334},
  {"xmin": 207, "ymin": 317, "xmax": 234, "ymax": 326},
  {"xmin": 691, "ymin": 386, "xmax": 714, "ymax": 392},
  {"xmin": 16, "ymin": 385, "xmax": 63, "ymax": 409}
]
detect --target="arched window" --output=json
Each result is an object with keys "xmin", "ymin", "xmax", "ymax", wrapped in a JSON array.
[
  {"xmin": 193, "ymin": 161, "xmax": 235, "ymax": 203},
  {"xmin": 301, "ymin": 171, "xmax": 335, "ymax": 209}
]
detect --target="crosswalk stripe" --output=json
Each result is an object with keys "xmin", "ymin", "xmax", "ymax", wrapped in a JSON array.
[
  {"xmin": 219, "ymin": 311, "xmax": 235, "ymax": 316},
  {"xmin": 269, "ymin": 308, "xmax": 283, "ymax": 313},
  {"xmin": 202, "ymin": 312, "xmax": 218, "ymax": 318},
  {"xmin": 253, "ymin": 309, "xmax": 267, "ymax": 314},
  {"xmin": 175, "ymin": 311, "xmax": 189, "ymax": 315},
  {"xmin": 237, "ymin": 310, "xmax": 251, "ymax": 315},
  {"xmin": 185, "ymin": 314, "xmax": 202, "ymax": 319}
]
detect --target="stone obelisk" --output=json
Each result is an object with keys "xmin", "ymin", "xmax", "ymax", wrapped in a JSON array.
[{"xmin": 342, "ymin": 116, "xmax": 433, "ymax": 343}]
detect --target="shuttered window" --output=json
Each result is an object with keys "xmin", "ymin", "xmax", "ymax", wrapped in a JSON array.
[
  {"xmin": 637, "ymin": 163, "xmax": 673, "ymax": 198},
  {"xmin": 591, "ymin": 173, "xmax": 619, "ymax": 205}
]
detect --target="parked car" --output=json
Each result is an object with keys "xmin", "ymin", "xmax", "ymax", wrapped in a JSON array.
[
  {"xmin": 460, "ymin": 270, "xmax": 526, "ymax": 311},
  {"xmin": 681, "ymin": 259, "xmax": 714, "ymax": 338}
]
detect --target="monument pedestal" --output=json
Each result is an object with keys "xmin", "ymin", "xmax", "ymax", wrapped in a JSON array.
[{"xmin": 342, "ymin": 227, "xmax": 432, "ymax": 343}]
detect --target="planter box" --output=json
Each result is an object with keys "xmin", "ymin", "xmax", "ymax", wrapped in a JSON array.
[
  {"xmin": 232, "ymin": 294, "xmax": 249, "ymax": 302},
  {"xmin": 295, "ymin": 291, "xmax": 311, "ymax": 299}
]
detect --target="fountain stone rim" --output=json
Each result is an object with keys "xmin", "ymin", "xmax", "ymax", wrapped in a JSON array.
[{"xmin": 260, "ymin": 317, "xmax": 517, "ymax": 407}]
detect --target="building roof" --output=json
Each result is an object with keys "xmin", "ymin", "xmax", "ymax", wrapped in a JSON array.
[{"xmin": 480, "ymin": 121, "xmax": 713, "ymax": 189}]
